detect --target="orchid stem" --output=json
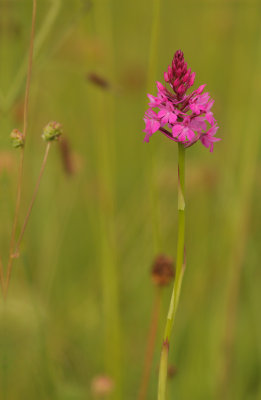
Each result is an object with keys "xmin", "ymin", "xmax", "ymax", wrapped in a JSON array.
[{"xmin": 158, "ymin": 143, "xmax": 186, "ymax": 400}]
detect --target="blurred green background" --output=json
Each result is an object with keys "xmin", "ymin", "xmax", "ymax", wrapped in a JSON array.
[{"xmin": 0, "ymin": 0, "xmax": 261, "ymax": 399}]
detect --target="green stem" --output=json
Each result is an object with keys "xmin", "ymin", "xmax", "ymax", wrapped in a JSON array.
[
  {"xmin": 3, "ymin": 0, "xmax": 61, "ymax": 112},
  {"xmin": 158, "ymin": 143, "xmax": 186, "ymax": 400}
]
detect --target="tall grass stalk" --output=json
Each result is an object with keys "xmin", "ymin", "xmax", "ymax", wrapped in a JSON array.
[
  {"xmin": 146, "ymin": 0, "xmax": 161, "ymax": 252},
  {"xmin": 90, "ymin": 2, "xmax": 121, "ymax": 398},
  {"xmin": 4, "ymin": 0, "xmax": 61, "ymax": 112},
  {"xmin": 217, "ymin": 21, "xmax": 261, "ymax": 398},
  {"xmin": 137, "ymin": 1, "xmax": 162, "ymax": 398}
]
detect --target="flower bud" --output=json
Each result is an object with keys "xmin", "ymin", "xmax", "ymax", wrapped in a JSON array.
[
  {"xmin": 10, "ymin": 129, "xmax": 25, "ymax": 148},
  {"xmin": 189, "ymin": 72, "xmax": 196, "ymax": 86},
  {"xmin": 164, "ymin": 71, "xmax": 169, "ymax": 82},
  {"xmin": 173, "ymin": 78, "xmax": 180, "ymax": 89},
  {"xmin": 176, "ymin": 68, "xmax": 183, "ymax": 77},
  {"xmin": 42, "ymin": 121, "xmax": 63, "ymax": 142},
  {"xmin": 182, "ymin": 63, "xmax": 188, "ymax": 74},
  {"xmin": 168, "ymin": 65, "xmax": 173, "ymax": 80},
  {"xmin": 196, "ymin": 84, "xmax": 206, "ymax": 95},
  {"xmin": 156, "ymin": 81, "xmax": 165, "ymax": 92},
  {"xmin": 177, "ymin": 84, "xmax": 186, "ymax": 96}
]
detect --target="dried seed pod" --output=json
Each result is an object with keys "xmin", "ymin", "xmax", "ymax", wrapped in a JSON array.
[
  {"xmin": 10, "ymin": 129, "xmax": 25, "ymax": 148},
  {"xmin": 42, "ymin": 121, "xmax": 63, "ymax": 142},
  {"xmin": 59, "ymin": 136, "xmax": 75, "ymax": 175},
  {"xmin": 151, "ymin": 254, "xmax": 175, "ymax": 286},
  {"xmin": 87, "ymin": 72, "xmax": 110, "ymax": 90}
]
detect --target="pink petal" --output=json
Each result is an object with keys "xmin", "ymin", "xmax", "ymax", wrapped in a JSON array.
[
  {"xmin": 158, "ymin": 109, "xmax": 167, "ymax": 118},
  {"xmin": 206, "ymin": 112, "xmax": 215, "ymax": 125},
  {"xmin": 172, "ymin": 124, "xmax": 183, "ymax": 137},
  {"xmin": 179, "ymin": 130, "xmax": 186, "ymax": 141},
  {"xmin": 190, "ymin": 117, "xmax": 207, "ymax": 131},
  {"xmin": 144, "ymin": 119, "xmax": 160, "ymax": 134},
  {"xmin": 185, "ymin": 128, "xmax": 195, "ymax": 141},
  {"xmin": 169, "ymin": 113, "xmax": 177, "ymax": 124},
  {"xmin": 190, "ymin": 103, "xmax": 201, "ymax": 114},
  {"xmin": 150, "ymin": 119, "xmax": 160, "ymax": 133},
  {"xmin": 161, "ymin": 116, "xmax": 168, "ymax": 125}
]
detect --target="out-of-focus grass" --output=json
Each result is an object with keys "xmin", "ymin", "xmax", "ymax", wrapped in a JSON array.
[{"xmin": 1, "ymin": 1, "xmax": 261, "ymax": 399}]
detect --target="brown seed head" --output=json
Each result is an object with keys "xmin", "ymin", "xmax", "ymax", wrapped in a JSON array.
[
  {"xmin": 10, "ymin": 129, "xmax": 25, "ymax": 148},
  {"xmin": 42, "ymin": 121, "xmax": 63, "ymax": 142},
  {"xmin": 151, "ymin": 254, "xmax": 175, "ymax": 286}
]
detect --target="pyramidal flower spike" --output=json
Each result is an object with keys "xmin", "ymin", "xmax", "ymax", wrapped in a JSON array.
[
  {"xmin": 144, "ymin": 51, "xmax": 221, "ymax": 400},
  {"xmin": 143, "ymin": 50, "xmax": 220, "ymax": 152}
]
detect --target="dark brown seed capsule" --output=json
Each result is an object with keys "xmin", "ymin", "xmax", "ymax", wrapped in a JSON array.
[{"xmin": 151, "ymin": 254, "xmax": 175, "ymax": 286}]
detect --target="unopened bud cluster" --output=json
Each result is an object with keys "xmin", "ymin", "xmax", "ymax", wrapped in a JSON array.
[
  {"xmin": 164, "ymin": 50, "xmax": 195, "ymax": 98},
  {"xmin": 10, "ymin": 129, "xmax": 25, "ymax": 148},
  {"xmin": 42, "ymin": 121, "xmax": 63, "ymax": 142}
]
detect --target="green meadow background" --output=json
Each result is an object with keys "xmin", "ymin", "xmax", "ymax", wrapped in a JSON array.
[{"xmin": 0, "ymin": 0, "xmax": 261, "ymax": 399}]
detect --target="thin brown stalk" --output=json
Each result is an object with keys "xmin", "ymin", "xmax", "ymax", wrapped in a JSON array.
[
  {"xmin": 5, "ymin": 143, "xmax": 51, "ymax": 296},
  {"xmin": 217, "ymin": 216, "xmax": 249, "ymax": 399},
  {"xmin": 5, "ymin": 0, "xmax": 37, "ymax": 297},
  {"xmin": 138, "ymin": 289, "xmax": 161, "ymax": 400},
  {"xmin": 6, "ymin": 150, "xmax": 24, "ymax": 281},
  {"xmin": 15, "ymin": 143, "xmax": 51, "ymax": 255}
]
